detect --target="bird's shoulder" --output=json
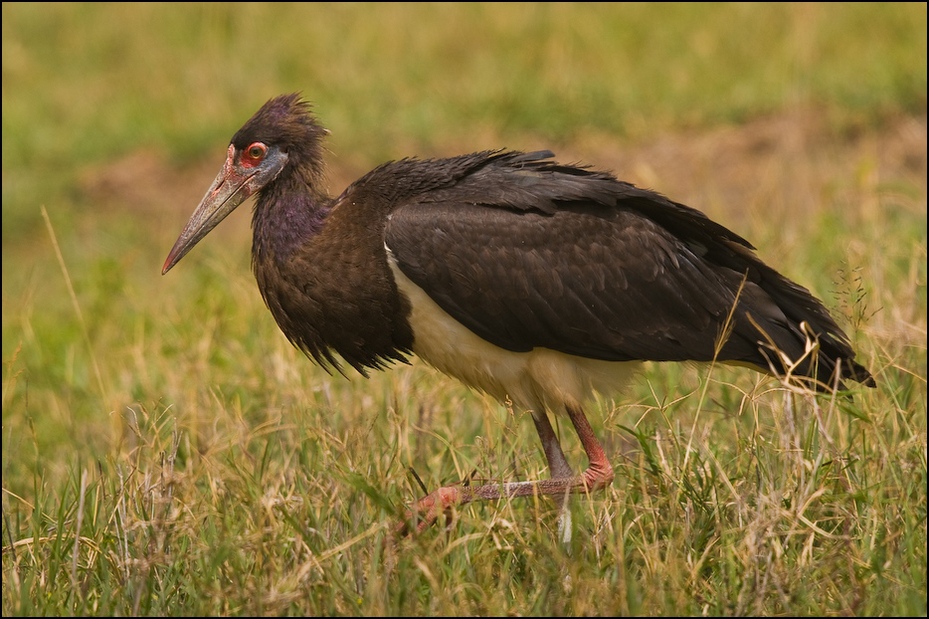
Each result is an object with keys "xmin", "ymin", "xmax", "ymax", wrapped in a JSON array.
[
  {"xmin": 361, "ymin": 148, "xmax": 756, "ymax": 254},
  {"xmin": 334, "ymin": 149, "xmax": 632, "ymax": 216}
]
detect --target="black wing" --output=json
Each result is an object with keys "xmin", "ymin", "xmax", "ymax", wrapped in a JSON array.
[{"xmin": 384, "ymin": 151, "xmax": 872, "ymax": 386}]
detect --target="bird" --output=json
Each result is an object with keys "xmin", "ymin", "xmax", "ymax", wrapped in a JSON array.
[{"xmin": 163, "ymin": 93, "xmax": 875, "ymax": 535}]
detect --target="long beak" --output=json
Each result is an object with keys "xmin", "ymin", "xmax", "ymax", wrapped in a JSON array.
[{"xmin": 162, "ymin": 145, "xmax": 287, "ymax": 274}]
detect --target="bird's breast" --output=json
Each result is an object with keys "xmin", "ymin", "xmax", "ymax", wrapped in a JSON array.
[{"xmin": 252, "ymin": 215, "xmax": 414, "ymax": 373}]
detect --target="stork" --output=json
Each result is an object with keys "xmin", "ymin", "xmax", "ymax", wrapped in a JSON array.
[{"xmin": 163, "ymin": 94, "xmax": 874, "ymax": 535}]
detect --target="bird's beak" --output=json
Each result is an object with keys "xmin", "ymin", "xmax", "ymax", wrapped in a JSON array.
[{"xmin": 162, "ymin": 144, "xmax": 288, "ymax": 274}]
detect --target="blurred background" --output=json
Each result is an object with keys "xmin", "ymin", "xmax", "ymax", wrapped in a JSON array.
[
  {"xmin": 2, "ymin": 4, "xmax": 926, "ymax": 615},
  {"xmin": 4, "ymin": 3, "xmax": 925, "ymax": 235}
]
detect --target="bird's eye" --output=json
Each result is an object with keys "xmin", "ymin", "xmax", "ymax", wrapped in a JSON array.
[{"xmin": 242, "ymin": 142, "xmax": 267, "ymax": 165}]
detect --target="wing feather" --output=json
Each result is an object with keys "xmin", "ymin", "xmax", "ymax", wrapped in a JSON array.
[
  {"xmin": 387, "ymin": 201, "xmax": 758, "ymax": 364},
  {"xmin": 379, "ymin": 150, "xmax": 872, "ymax": 386}
]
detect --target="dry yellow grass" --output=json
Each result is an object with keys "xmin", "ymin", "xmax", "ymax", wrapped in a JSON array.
[{"xmin": 2, "ymin": 3, "xmax": 925, "ymax": 616}]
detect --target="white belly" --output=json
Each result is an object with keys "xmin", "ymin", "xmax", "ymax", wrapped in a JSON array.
[{"xmin": 388, "ymin": 259, "xmax": 640, "ymax": 415}]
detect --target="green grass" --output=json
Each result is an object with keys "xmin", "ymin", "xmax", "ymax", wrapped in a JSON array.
[{"xmin": 2, "ymin": 3, "xmax": 927, "ymax": 616}]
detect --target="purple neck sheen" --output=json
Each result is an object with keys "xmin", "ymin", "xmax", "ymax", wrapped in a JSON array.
[{"xmin": 253, "ymin": 185, "xmax": 331, "ymax": 262}]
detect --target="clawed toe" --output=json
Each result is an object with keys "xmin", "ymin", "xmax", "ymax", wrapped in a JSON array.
[{"xmin": 394, "ymin": 485, "xmax": 465, "ymax": 537}]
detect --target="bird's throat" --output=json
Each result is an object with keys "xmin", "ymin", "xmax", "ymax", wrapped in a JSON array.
[{"xmin": 252, "ymin": 185, "xmax": 331, "ymax": 264}]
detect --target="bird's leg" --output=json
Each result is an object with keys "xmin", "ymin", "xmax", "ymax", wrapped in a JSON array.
[
  {"xmin": 530, "ymin": 409, "xmax": 576, "ymax": 544},
  {"xmin": 530, "ymin": 409, "xmax": 575, "ymax": 479},
  {"xmin": 395, "ymin": 404, "xmax": 613, "ymax": 536}
]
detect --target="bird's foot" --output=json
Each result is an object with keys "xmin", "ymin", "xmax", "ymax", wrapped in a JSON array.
[
  {"xmin": 393, "ymin": 466, "xmax": 615, "ymax": 537},
  {"xmin": 394, "ymin": 485, "xmax": 467, "ymax": 537}
]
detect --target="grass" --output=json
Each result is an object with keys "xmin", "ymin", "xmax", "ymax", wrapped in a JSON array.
[{"xmin": 2, "ymin": 3, "xmax": 927, "ymax": 616}]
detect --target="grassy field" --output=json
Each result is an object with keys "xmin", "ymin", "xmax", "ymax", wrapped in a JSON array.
[{"xmin": 2, "ymin": 3, "xmax": 926, "ymax": 616}]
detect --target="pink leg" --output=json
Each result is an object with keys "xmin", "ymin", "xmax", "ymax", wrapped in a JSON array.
[{"xmin": 396, "ymin": 403, "xmax": 614, "ymax": 536}]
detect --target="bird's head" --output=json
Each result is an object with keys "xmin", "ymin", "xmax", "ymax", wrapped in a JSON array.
[{"xmin": 162, "ymin": 94, "xmax": 327, "ymax": 274}]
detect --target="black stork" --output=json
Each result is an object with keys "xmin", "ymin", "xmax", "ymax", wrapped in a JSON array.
[{"xmin": 163, "ymin": 94, "xmax": 875, "ymax": 535}]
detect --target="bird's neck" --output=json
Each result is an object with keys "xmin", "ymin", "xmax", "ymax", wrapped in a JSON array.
[{"xmin": 251, "ymin": 175, "xmax": 331, "ymax": 264}]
